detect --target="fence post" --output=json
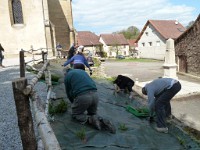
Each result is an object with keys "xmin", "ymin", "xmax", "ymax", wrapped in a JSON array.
[
  {"xmin": 12, "ymin": 78, "xmax": 37, "ymax": 150},
  {"xmin": 31, "ymin": 45, "xmax": 35, "ymax": 64},
  {"xmin": 42, "ymin": 51, "xmax": 48, "ymax": 63},
  {"xmin": 42, "ymin": 51, "xmax": 45, "ymax": 63},
  {"xmin": 20, "ymin": 50, "xmax": 25, "ymax": 77}
]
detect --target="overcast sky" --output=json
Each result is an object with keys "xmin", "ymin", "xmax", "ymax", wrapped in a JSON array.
[{"xmin": 72, "ymin": 0, "xmax": 200, "ymax": 35}]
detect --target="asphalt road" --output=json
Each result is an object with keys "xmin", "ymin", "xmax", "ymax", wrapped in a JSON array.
[{"xmin": 103, "ymin": 59, "xmax": 200, "ymax": 83}]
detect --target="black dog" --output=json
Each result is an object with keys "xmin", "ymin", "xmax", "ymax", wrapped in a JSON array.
[{"xmin": 113, "ymin": 75, "xmax": 135, "ymax": 98}]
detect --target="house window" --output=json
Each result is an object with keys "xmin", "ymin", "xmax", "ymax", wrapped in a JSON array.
[
  {"xmin": 148, "ymin": 42, "xmax": 152, "ymax": 46},
  {"xmin": 156, "ymin": 41, "xmax": 160, "ymax": 46},
  {"xmin": 124, "ymin": 45, "xmax": 126, "ymax": 48},
  {"xmin": 142, "ymin": 43, "xmax": 145, "ymax": 47},
  {"xmin": 12, "ymin": 0, "xmax": 24, "ymax": 24},
  {"xmin": 145, "ymin": 32, "xmax": 149, "ymax": 36}
]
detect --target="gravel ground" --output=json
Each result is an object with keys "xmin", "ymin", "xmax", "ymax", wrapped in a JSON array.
[{"xmin": 0, "ymin": 66, "xmax": 47, "ymax": 150}]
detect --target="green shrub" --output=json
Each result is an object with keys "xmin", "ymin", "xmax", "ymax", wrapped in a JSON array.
[
  {"xmin": 48, "ymin": 99, "xmax": 68, "ymax": 116},
  {"xmin": 76, "ymin": 127, "xmax": 86, "ymax": 140},
  {"xmin": 93, "ymin": 57, "xmax": 101, "ymax": 67},
  {"xmin": 119, "ymin": 123, "xmax": 128, "ymax": 131}
]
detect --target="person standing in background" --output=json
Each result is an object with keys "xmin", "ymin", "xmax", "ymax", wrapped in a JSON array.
[
  {"xmin": 56, "ymin": 42, "xmax": 63, "ymax": 58},
  {"xmin": 0, "ymin": 44, "xmax": 5, "ymax": 68},
  {"xmin": 67, "ymin": 43, "xmax": 77, "ymax": 67}
]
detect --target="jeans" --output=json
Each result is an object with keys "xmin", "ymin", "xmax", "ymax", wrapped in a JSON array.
[
  {"xmin": 155, "ymin": 81, "xmax": 181, "ymax": 128},
  {"xmin": 71, "ymin": 91, "xmax": 98, "ymax": 124},
  {"xmin": 0, "ymin": 56, "xmax": 3, "ymax": 65}
]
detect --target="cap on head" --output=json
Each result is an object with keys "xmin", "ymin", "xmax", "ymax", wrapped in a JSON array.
[
  {"xmin": 142, "ymin": 87, "xmax": 147, "ymax": 95},
  {"xmin": 77, "ymin": 45, "xmax": 84, "ymax": 52}
]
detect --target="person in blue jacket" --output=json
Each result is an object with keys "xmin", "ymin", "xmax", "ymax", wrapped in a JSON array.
[
  {"xmin": 63, "ymin": 45, "xmax": 92, "ymax": 73},
  {"xmin": 64, "ymin": 68, "xmax": 116, "ymax": 133},
  {"xmin": 142, "ymin": 77, "xmax": 181, "ymax": 133}
]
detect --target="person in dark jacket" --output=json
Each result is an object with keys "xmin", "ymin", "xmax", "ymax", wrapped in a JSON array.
[
  {"xmin": 67, "ymin": 43, "xmax": 76, "ymax": 59},
  {"xmin": 0, "ymin": 44, "xmax": 5, "ymax": 68},
  {"xmin": 142, "ymin": 77, "xmax": 181, "ymax": 133},
  {"xmin": 67, "ymin": 43, "xmax": 77, "ymax": 67},
  {"xmin": 64, "ymin": 68, "xmax": 116, "ymax": 133},
  {"xmin": 113, "ymin": 75, "xmax": 135, "ymax": 99}
]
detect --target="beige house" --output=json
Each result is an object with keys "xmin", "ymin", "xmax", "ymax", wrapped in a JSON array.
[
  {"xmin": 0, "ymin": 0, "xmax": 75, "ymax": 57},
  {"xmin": 99, "ymin": 33, "xmax": 129, "ymax": 57},
  {"xmin": 76, "ymin": 31, "xmax": 103, "ymax": 56},
  {"xmin": 136, "ymin": 20, "xmax": 186, "ymax": 60}
]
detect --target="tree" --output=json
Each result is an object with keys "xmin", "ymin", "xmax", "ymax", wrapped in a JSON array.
[
  {"xmin": 113, "ymin": 26, "xmax": 140, "ymax": 39},
  {"xmin": 186, "ymin": 21, "xmax": 195, "ymax": 29}
]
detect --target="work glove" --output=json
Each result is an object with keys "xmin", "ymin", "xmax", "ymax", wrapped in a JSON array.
[
  {"xmin": 129, "ymin": 91, "xmax": 134, "ymax": 99},
  {"xmin": 148, "ymin": 116, "xmax": 154, "ymax": 123}
]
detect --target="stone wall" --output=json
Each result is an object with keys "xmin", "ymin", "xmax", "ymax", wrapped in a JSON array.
[
  {"xmin": 48, "ymin": 0, "xmax": 75, "ymax": 50},
  {"xmin": 0, "ymin": 0, "xmax": 74, "ymax": 57},
  {"xmin": 0, "ymin": 0, "xmax": 47, "ymax": 57},
  {"xmin": 175, "ymin": 15, "xmax": 200, "ymax": 76}
]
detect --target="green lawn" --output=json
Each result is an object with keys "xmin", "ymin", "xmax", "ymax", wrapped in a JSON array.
[{"xmin": 108, "ymin": 57, "xmax": 162, "ymax": 62}]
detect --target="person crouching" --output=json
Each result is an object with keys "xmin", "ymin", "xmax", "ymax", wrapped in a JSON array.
[{"xmin": 113, "ymin": 75, "xmax": 135, "ymax": 99}]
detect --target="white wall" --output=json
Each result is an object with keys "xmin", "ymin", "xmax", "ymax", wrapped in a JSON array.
[
  {"xmin": 99, "ymin": 37, "xmax": 129, "ymax": 57},
  {"xmin": 137, "ymin": 24, "xmax": 166, "ymax": 60},
  {"xmin": 0, "ymin": 0, "xmax": 47, "ymax": 56},
  {"xmin": 84, "ymin": 46, "xmax": 101, "ymax": 56}
]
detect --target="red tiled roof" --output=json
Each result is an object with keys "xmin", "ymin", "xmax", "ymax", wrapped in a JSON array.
[
  {"xmin": 127, "ymin": 39, "xmax": 137, "ymax": 47},
  {"xmin": 136, "ymin": 20, "xmax": 186, "ymax": 42},
  {"xmin": 77, "ymin": 31, "xmax": 102, "ymax": 46},
  {"xmin": 100, "ymin": 33, "xmax": 129, "ymax": 45}
]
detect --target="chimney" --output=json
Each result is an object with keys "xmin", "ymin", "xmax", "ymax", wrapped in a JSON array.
[{"xmin": 175, "ymin": 19, "xmax": 178, "ymax": 25}]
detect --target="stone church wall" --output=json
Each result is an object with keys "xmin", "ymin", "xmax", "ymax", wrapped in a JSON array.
[
  {"xmin": 0, "ymin": 0, "xmax": 47, "ymax": 57},
  {"xmin": 48, "ymin": 0, "xmax": 75, "ymax": 50},
  {"xmin": 0, "ymin": 0, "xmax": 74, "ymax": 57},
  {"xmin": 175, "ymin": 15, "xmax": 200, "ymax": 76}
]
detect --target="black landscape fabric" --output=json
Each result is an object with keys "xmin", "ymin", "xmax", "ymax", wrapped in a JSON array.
[{"xmin": 50, "ymin": 79, "xmax": 200, "ymax": 150}]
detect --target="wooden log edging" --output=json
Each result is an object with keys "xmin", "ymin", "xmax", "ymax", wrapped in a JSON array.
[
  {"xmin": 12, "ymin": 78, "xmax": 37, "ymax": 150},
  {"xmin": 23, "ymin": 60, "xmax": 50, "ymax": 95},
  {"xmin": 45, "ymin": 70, "xmax": 52, "ymax": 116},
  {"xmin": 31, "ymin": 91, "xmax": 61, "ymax": 150}
]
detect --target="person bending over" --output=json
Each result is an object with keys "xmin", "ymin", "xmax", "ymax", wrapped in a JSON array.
[
  {"xmin": 63, "ymin": 45, "xmax": 92, "ymax": 74},
  {"xmin": 142, "ymin": 77, "xmax": 181, "ymax": 133},
  {"xmin": 113, "ymin": 75, "xmax": 135, "ymax": 99}
]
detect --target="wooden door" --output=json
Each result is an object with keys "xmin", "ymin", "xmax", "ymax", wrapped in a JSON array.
[{"xmin": 178, "ymin": 55, "xmax": 187, "ymax": 73}]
